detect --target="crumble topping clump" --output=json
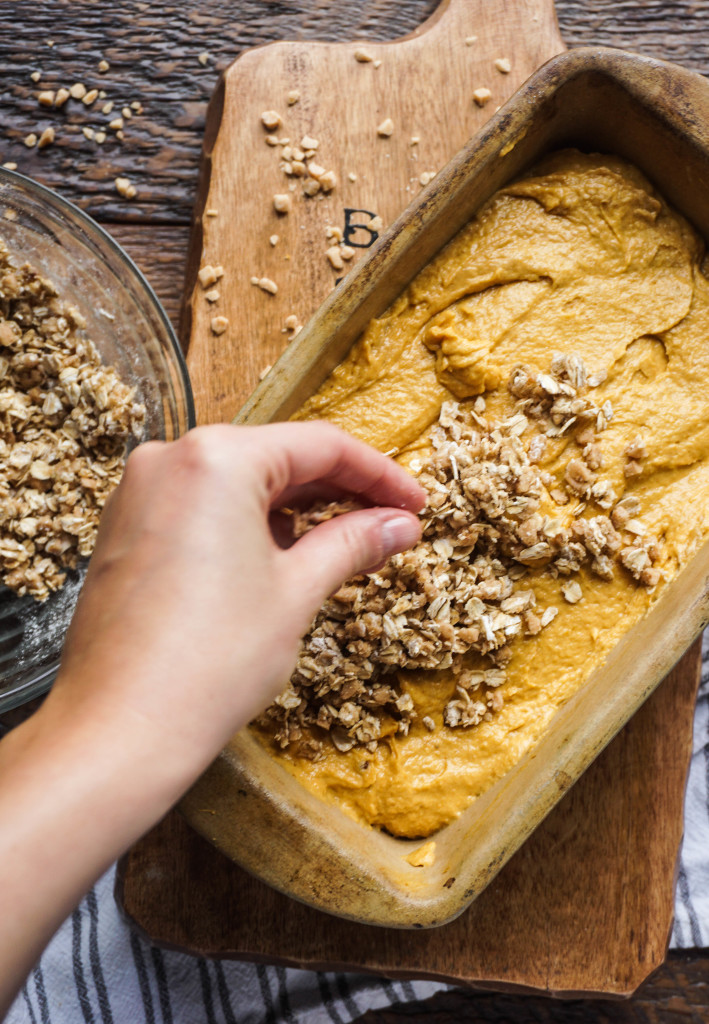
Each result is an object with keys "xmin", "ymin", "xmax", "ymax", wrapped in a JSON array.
[
  {"xmin": 0, "ymin": 240, "xmax": 145, "ymax": 601},
  {"xmin": 260, "ymin": 354, "xmax": 663, "ymax": 758}
]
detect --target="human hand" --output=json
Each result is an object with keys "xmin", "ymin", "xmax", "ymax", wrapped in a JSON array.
[
  {"xmin": 47, "ymin": 421, "xmax": 425, "ymax": 784},
  {"xmin": 0, "ymin": 419, "xmax": 426, "ymax": 1011}
]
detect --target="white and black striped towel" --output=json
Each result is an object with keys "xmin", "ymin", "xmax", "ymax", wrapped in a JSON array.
[{"xmin": 7, "ymin": 631, "xmax": 709, "ymax": 1023}]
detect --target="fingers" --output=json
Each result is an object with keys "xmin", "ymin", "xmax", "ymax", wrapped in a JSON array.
[
  {"xmin": 251, "ymin": 421, "xmax": 427, "ymax": 514},
  {"xmin": 282, "ymin": 507, "xmax": 422, "ymax": 610}
]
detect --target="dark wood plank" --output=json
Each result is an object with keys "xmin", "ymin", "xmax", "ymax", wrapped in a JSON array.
[{"xmin": 2, "ymin": 1, "xmax": 709, "ymax": 223}]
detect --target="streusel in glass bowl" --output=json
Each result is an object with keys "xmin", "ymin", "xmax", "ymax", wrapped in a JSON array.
[{"xmin": 0, "ymin": 168, "xmax": 195, "ymax": 712}]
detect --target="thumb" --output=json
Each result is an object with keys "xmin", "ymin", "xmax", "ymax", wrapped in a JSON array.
[{"xmin": 283, "ymin": 507, "xmax": 422, "ymax": 610}]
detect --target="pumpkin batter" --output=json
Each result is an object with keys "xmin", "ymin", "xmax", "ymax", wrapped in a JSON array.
[{"xmin": 254, "ymin": 150, "xmax": 709, "ymax": 838}]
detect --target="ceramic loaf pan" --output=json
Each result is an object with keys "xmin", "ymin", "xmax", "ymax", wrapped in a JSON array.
[{"xmin": 180, "ymin": 48, "xmax": 709, "ymax": 928}]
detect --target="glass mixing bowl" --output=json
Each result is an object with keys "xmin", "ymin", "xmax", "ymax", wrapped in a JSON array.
[{"xmin": 0, "ymin": 168, "xmax": 195, "ymax": 712}]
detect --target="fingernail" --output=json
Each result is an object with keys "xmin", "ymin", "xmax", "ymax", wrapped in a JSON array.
[{"xmin": 380, "ymin": 513, "xmax": 421, "ymax": 556}]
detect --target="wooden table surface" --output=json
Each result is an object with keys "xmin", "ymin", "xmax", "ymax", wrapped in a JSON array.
[{"xmin": 2, "ymin": 1, "xmax": 709, "ymax": 1020}]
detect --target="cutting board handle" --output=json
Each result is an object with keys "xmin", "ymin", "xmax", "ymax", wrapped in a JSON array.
[{"xmin": 400, "ymin": 0, "xmax": 563, "ymax": 47}]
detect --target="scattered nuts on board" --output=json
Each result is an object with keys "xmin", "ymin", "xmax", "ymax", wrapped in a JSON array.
[
  {"xmin": 114, "ymin": 177, "xmax": 136, "ymax": 199},
  {"xmin": 354, "ymin": 49, "xmax": 373, "ymax": 62},
  {"xmin": 377, "ymin": 117, "xmax": 394, "ymax": 137},
  {"xmin": 473, "ymin": 87, "xmax": 493, "ymax": 107},
  {"xmin": 253, "ymin": 277, "xmax": 278, "ymax": 295},
  {"xmin": 210, "ymin": 316, "xmax": 229, "ymax": 335},
  {"xmin": 69, "ymin": 83, "xmax": 86, "ymax": 100},
  {"xmin": 37, "ymin": 126, "xmax": 55, "ymax": 149},
  {"xmin": 273, "ymin": 193, "xmax": 292, "ymax": 214},
  {"xmin": 260, "ymin": 110, "xmax": 282, "ymax": 131},
  {"xmin": 38, "ymin": 90, "xmax": 55, "ymax": 107},
  {"xmin": 325, "ymin": 246, "xmax": 344, "ymax": 270},
  {"xmin": 287, "ymin": 90, "xmax": 300, "ymax": 105},
  {"xmin": 495, "ymin": 57, "xmax": 512, "ymax": 73},
  {"xmin": 197, "ymin": 264, "xmax": 224, "ymax": 289}
]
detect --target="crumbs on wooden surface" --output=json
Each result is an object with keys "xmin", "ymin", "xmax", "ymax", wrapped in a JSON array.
[
  {"xmin": 252, "ymin": 276, "xmax": 278, "ymax": 295},
  {"xmin": 37, "ymin": 126, "xmax": 55, "ymax": 150},
  {"xmin": 114, "ymin": 177, "xmax": 136, "ymax": 199},
  {"xmin": 473, "ymin": 87, "xmax": 493, "ymax": 107},
  {"xmin": 198, "ymin": 264, "xmax": 225, "ymax": 289},
  {"xmin": 273, "ymin": 193, "xmax": 292, "ymax": 215},
  {"xmin": 210, "ymin": 315, "xmax": 229, "ymax": 335},
  {"xmin": 260, "ymin": 110, "xmax": 282, "ymax": 131},
  {"xmin": 405, "ymin": 841, "xmax": 436, "ymax": 868}
]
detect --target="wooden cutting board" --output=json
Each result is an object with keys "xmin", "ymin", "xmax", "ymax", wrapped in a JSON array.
[{"xmin": 117, "ymin": 0, "xmax": 703, "ymax": 996}]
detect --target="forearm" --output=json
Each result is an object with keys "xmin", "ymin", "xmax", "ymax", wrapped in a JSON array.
[
  {"xmin": 0, "ymin": 686, "xmax": 206, "ymax": 1016},
  {"xmin": 0, "ymin": 422, "xmax": 425, "ymax": 1015}
]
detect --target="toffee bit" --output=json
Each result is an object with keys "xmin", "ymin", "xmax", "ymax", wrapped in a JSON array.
[
  {"xmin": 273, "ymin": 193, "xmax": 292, "ymax": 214},
  {"xmin": 210, "ymin": 315, "xmax": 229, "ymax": 335},
  {"xmin": 260, "ymin": 110, "xmax": 282, "ymax": 131},
  {"xmin": 37, "ymin": 126, "xmax": 55, "ymax": 149},
  {"xmin": 255, "ymin": 277, "xmax": 278, "ymax": 295},
  {"xmin": 114, "ymin": 177, "xmax": 136, "ymax": 199}
]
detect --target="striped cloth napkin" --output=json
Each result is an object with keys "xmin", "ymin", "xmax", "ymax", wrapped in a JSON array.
[{"xmin": 7, "ymin": 632, "xmax": 709, "ymax": 1023}]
